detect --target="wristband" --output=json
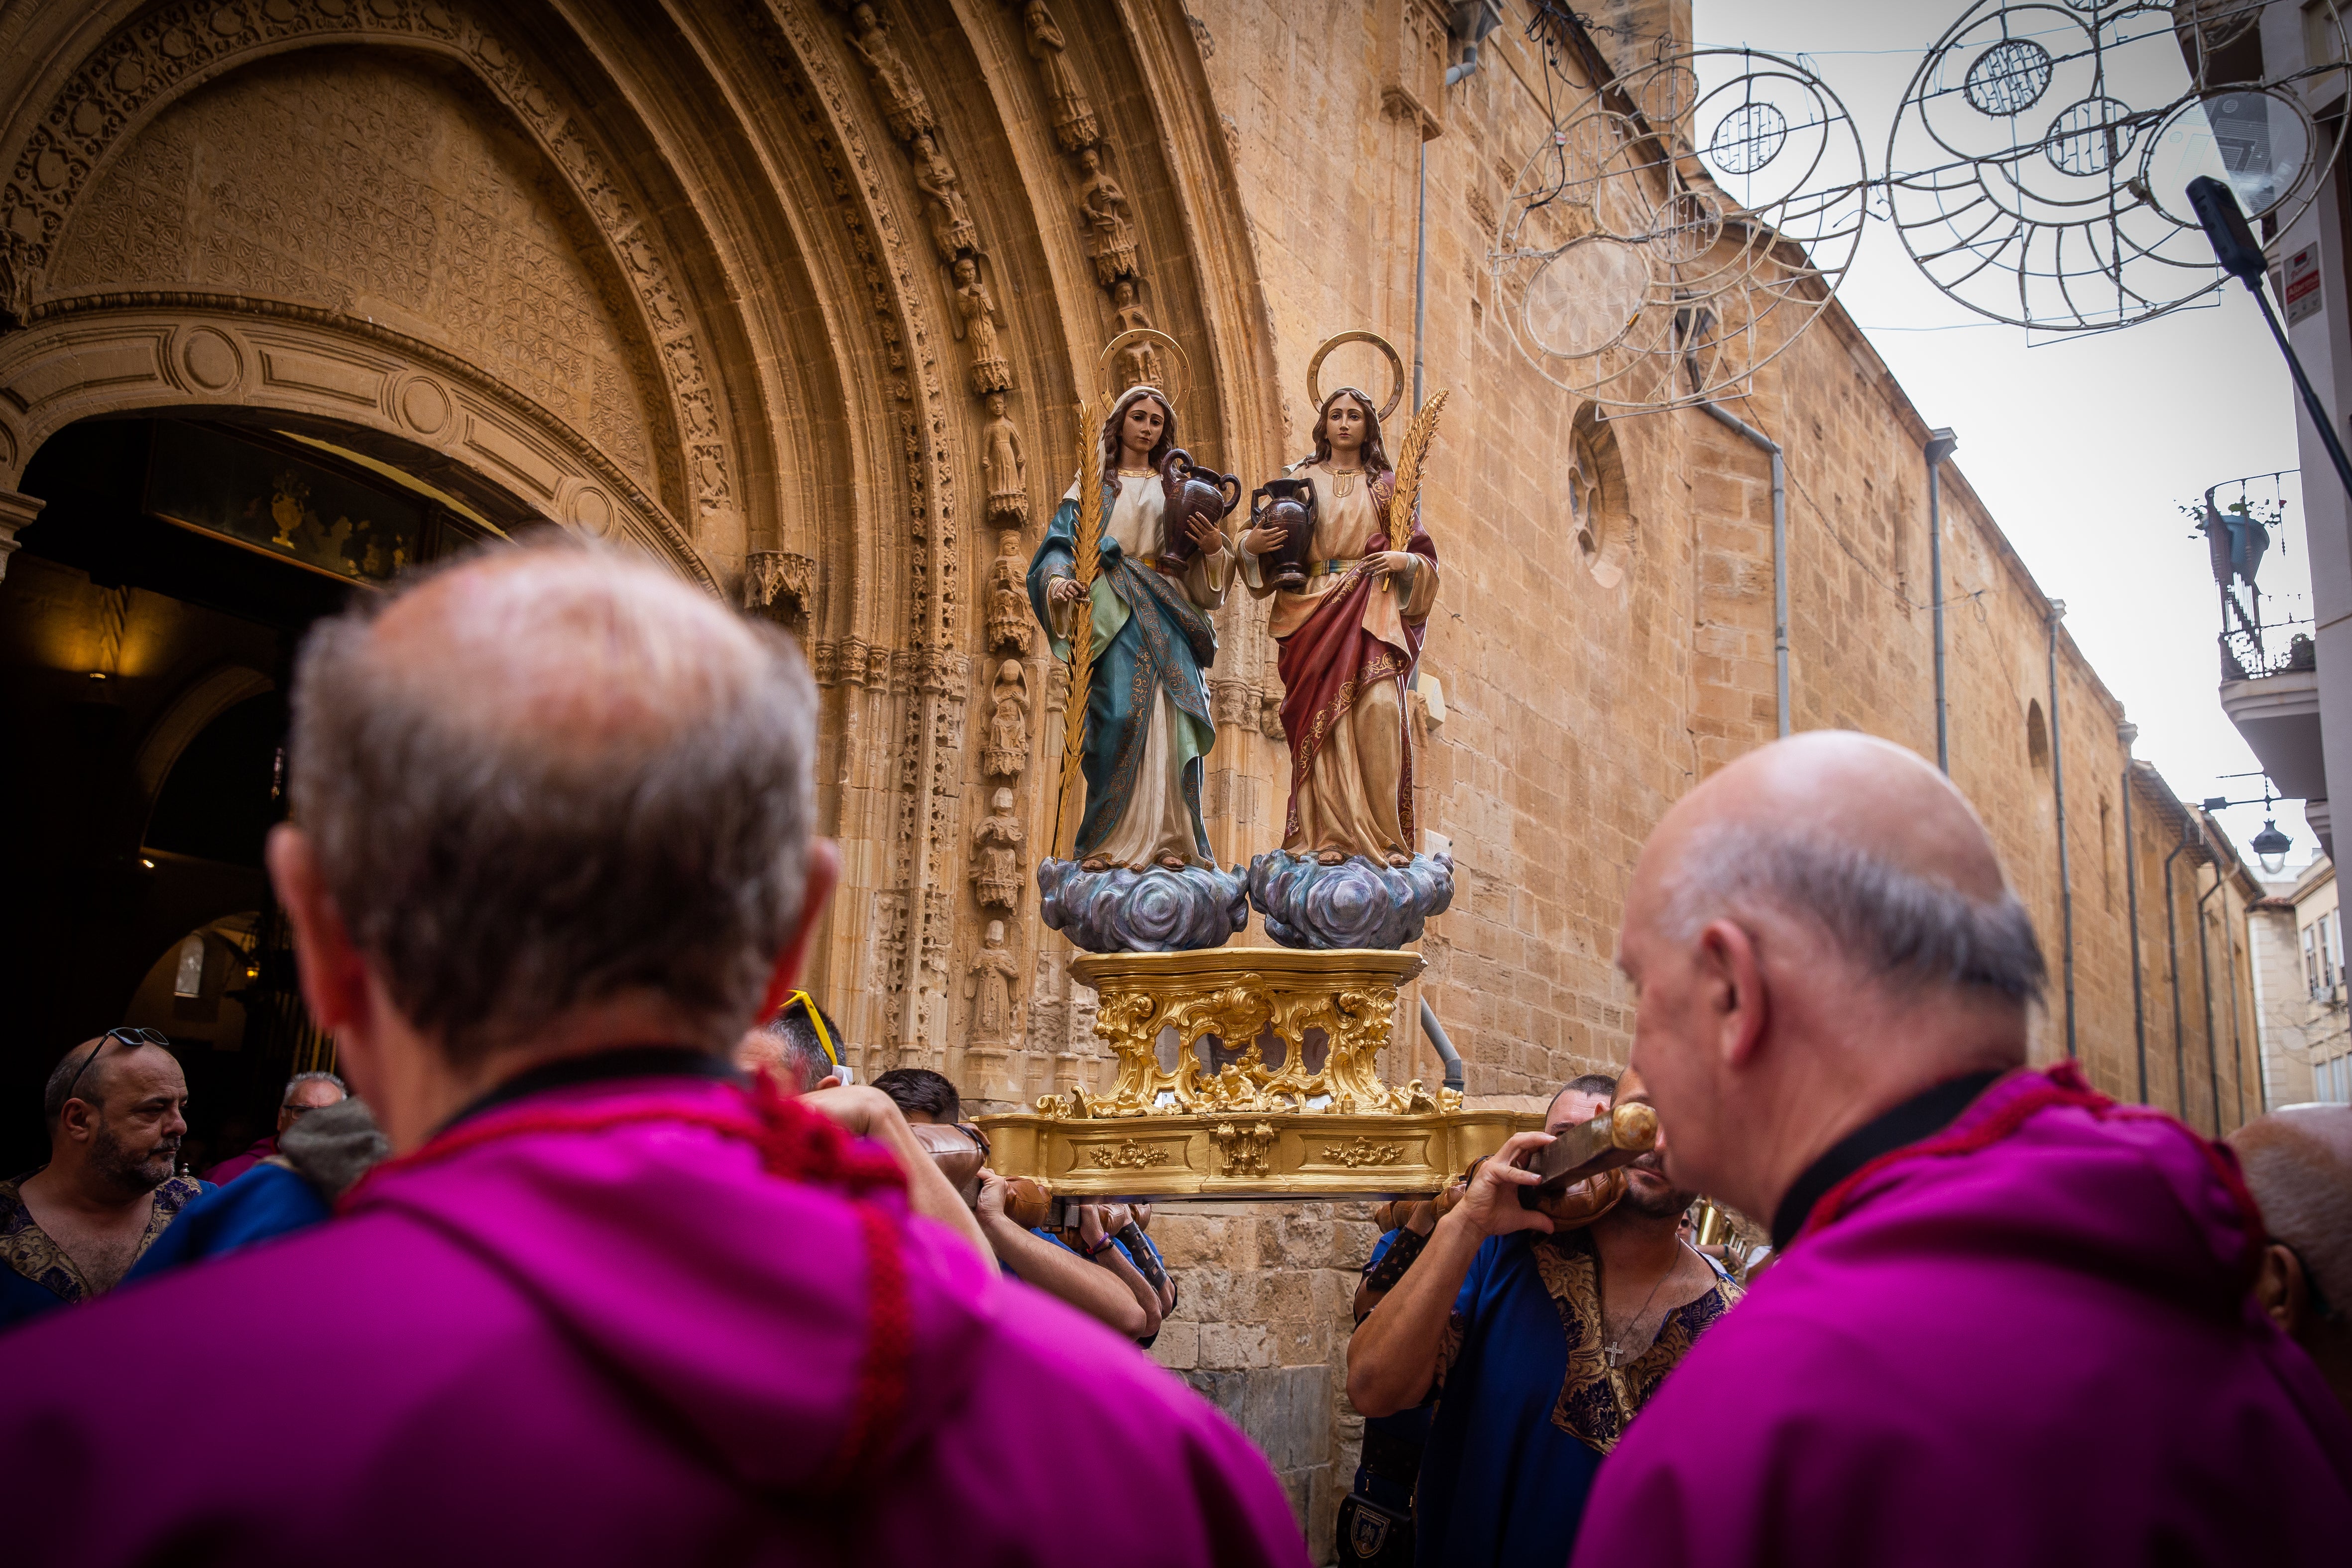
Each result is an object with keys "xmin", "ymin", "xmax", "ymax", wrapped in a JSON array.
[
  {"xmin": 1117, "ymin": 1223, "xmax": 1168, "ymax": 1291},
  {"xmin": 1084, "ymin": 1232, "xmax": 1119, "ymax": 1258}
]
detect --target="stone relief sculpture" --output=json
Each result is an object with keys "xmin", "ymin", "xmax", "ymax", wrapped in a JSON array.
[
  {"xmin": 845, "ymin": 1, "xmax": 935, "ymax": 143},
  {"xmin": 983, "ymin": 658, "xmax": 1031, "ymax": 774},
  {"xmin": 1021, "ymin": 0, "xmax": 1100, "ymax": 152},
  {"xmin": 986, "ymin": 534, "xmax": 1035, "ymax": 654},
  {"xmin": 1110, "ymin": 280, "xmax": 1163, "ymax": 387},
  {"xmin": 911, "ymin": 130, "xmax": 979, "ymax": 260},
  {"xmin": 951, "ymin": 256, "xmax": 1012, "ymax": 394},
  {"xmin": 1074, "ymin": 147, "xmax": 1138, "ymax": 287},
  {"xmin": 966, "ymin": 919, "xmax": 1022, "ymax": 1044},
  {"xmin": 1238, "ymin": 337, "xmax": 1454, "ymax": 949},
  {"xmin": 981, "ymin": 391, "xmax": 1030, "ymax": 526},
  {"xmin": 970, "ymin": 786, "xmax": 1027, "ymax": 909}
]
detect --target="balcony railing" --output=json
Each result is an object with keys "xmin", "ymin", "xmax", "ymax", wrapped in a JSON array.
[{"xmin": 2222, "ymin": 617, "xmax": 2317, "ymax": 681}]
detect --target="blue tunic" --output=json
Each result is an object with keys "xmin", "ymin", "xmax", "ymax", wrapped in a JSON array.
[
  {"xmin": 121, "ymin": 1162, "xmax": 330, "ymax": 1284},
  {"xmin": 1413, "ymin": 1232, "xmax": 1604, "ymax": 1568}
]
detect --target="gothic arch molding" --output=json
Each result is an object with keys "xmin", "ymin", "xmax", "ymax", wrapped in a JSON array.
[{"xmin": 0, "ymin": 306, "xmax": 717, "ymax": 588}]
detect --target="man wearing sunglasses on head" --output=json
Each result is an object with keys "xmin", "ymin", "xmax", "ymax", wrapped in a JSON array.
[{"xmin": 1, "ymin": 1028, "xmax": 208, "ymax": 1329}]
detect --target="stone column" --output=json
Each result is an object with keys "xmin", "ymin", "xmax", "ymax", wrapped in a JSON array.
[{"xmin": 0, "ymin": 489, "xmax": 45, "ymax": 583}]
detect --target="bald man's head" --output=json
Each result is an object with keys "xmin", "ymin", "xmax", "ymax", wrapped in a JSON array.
[
  {"xmin": 1634, "ymin": 731, "xmax": 2044, "ymax": 1006},
  {"xmin": 287, "ymin": 538, "xmax": 819, "ymax": 1062},
  {"xmin": 2234, "ymin": 1107, "xmax": 2352, "ymax": 1318},
  {"xmin": 1619, "ymin": 732, "xmax": 2042, "ymax": 1220}
]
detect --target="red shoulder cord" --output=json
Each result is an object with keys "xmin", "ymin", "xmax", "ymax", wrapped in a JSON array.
[
  {"xmin": 344, "ymin": 1070, "xmax": 912, "ymax": 1484},
  {"xmin": 1793, "ymin": 1061, "xmax": 2269, "ymax": 1283}
]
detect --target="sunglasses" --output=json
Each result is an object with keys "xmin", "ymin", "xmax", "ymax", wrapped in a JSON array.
[
  {"xmin": 61, "ymin": 1027, "xmax": 170, "ymax": 1106},
  {"xmin": 786, "ymin": 990, "xmax": 852, "ymax": 1084}
]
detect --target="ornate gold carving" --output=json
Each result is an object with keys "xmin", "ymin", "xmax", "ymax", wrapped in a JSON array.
[
  {"xmin": 1085, "ymin": 1138, "xmax": 1171, "ymax": 1169},
  {"xmin": 1320, "ymin": 1136, "xmax": 1408, "ymax": 1169},
  {"xmin": 1213, "ymin": 1119, "xmax": 1277, "ymax": 1177}
]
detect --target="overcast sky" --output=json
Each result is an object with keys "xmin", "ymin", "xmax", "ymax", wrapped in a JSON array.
[{"xmin": 1684, "ymin": 0, "xmax": 2315, "ymax": 871}]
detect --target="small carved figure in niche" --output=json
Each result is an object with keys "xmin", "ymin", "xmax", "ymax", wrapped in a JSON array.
[
  {"xmin": 986, "ymin": 537, "xmax": 1035, "ymax": 655},
  {"xmin": 1022, "ymin": 0, "xmax": 1100, "ymax": 152},
  {"xmin": 1110, "ymin": 279, "xmax": 1164, "ymax": 387},
  {"xmin": 1074, "ymin": 146, "xmax": 1138, "ymax": 288},
  {"xmin": 911, "ymin": 131, "xmax": 978, "ymax": 259},
  {"xmin": 981, "ymin": 390, "xmax": 1030, "ymax": 526},
  {"xmin": 970, "ymin": 786, "xmax": 1027, "ymax": 908},
  {"xmin": 951, "ymin": 257, "xmax": 1012, "ymax": 395},
  {"xmin": 845, "ymin": 2, "xmax": 935, "ymax": 143},
  {"xmin": 983, "ymin": 658, "xmax": 1031, "ymax": 772},
  {"xmin": 966, "ymin": 918, "xmax": 1022, "ymax": 1044}
]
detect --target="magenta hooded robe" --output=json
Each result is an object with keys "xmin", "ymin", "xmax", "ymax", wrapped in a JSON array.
[
  {"xmin": 1570, "ymin": 1063, "xmax": 2352, "ymax": 1567},
  {"xmin": 0, "ymin": 1074, "xmax": 1306, "ymax": 1567}
]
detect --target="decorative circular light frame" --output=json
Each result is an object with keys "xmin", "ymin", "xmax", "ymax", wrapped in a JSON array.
[
  {"xmin": 1885, "ymin": 0, "xmax": 2351, "ymax": 332},
  {"xmin": 1488, "ymin": 47, "xmax": 1868, "ymax": 412}
]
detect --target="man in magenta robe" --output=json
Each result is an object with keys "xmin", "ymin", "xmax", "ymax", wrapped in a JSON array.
[
  {"xmin": 0, "ymin": 542, "xmax": 1303, "ymax": 1568},
  {"xmin": 1574, "ymin": 731, "xmax": 2352, "ymax": 1567}
]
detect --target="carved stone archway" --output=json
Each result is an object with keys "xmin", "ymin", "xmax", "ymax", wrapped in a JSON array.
[{"xmin": 0, "ymin": 306, "xmax": 709, "ymax": 586}]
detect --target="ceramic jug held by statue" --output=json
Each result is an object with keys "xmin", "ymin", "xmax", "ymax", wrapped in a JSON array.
[
  {"xmin": 1157, "ymin": 448, "xmax": 1242, "ymax": 570},
  {"xmin": 1249, "ymin": 477, "xmax": 1319, "ymax": 593}
]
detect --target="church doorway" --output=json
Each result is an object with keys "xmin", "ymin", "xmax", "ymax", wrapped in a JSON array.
[{"xmin": 0, "ymin": 414, "xmax": 503, "ymax": 1175}]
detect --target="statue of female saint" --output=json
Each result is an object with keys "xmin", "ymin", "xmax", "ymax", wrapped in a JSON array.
[
  {"xmin": 1028, "ymin": 386, "xmax": 1232, "ymax": 872},
  {"xmin": 1239, "ymin": 388, "xmax": 1438, "ymax": 868}
]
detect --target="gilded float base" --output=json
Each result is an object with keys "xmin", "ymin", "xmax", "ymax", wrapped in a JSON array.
[{"xmin": 977, "ymin": 946, "xmax": 1539, "ymax": 1200}]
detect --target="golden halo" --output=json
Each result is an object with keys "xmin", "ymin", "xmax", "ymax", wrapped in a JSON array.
[
  {"xmin": 1307, "ymin": 330, "xmax": 1406, "ymax": 422},
  {"xmin": 1096, "ymin": 328, "xmax": 1190, "ymax": 408}
]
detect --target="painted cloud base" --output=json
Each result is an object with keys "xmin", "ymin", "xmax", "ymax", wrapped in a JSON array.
[
  {"xmin": 1248, "ymin": 850, "xmax": 1455, "ymax": 950},
  {"xmin": 1037, "ymin": 859, "xmax": 1250, "ymax": 953}
]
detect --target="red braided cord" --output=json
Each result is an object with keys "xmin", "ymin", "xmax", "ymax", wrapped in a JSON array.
[
  {"xmin": 1795, "ymin": 1062, "xmax": 2269, "ymax": 1272},
  {"xmin": 341, "ymin": 1072, "xmax": 917, "ymax": 1480}
]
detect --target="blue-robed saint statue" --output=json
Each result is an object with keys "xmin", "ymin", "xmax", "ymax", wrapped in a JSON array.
[{"xmin": 1028, "ymin": 385, "xmax": 1233, "ymax": 872}]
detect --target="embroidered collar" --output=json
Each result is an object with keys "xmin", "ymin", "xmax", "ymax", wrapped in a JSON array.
[
  {"xmin": 1529, "ymin": 1231, "xmax": 1741, "ymax": 1455},
  {"xmin": 0, "ymin": 1170, "xmax": 206, "ymax": 1303}
]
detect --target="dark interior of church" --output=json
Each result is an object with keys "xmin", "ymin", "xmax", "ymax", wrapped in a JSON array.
[{"xmin": 0, "ymin": 417, "xmax": 490, "ymax": 1176}]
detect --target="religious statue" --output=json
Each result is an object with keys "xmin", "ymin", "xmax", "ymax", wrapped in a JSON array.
[
  {"xmin": 970, "ymin": 786, "xmax": 1026, "ymax": 908},
  {"xmin": 845, "ymin": 2, "xmax": 935, "ymax": 143},
  {"xmin": 966, "ymin": 919, "xmax": 1021, "ymax": 1044},
  {"xmin": 1110, "ymin": 280, "xmax": 1163, "ymax": 386},
  {"xmin": 986, "ymin": 534, "xmax": 1035, "ymax": 654},
  {"xmin": 1028, "ymin": 384, "xmax": 1230, "ymax": 872},
  {"xmin": 1239, "ymin": 386, "xmax": 1438, "ymax": 868},
  {"xmin": 981, "ymin": 390, "xmax": 1029, "ymax": 526},
  {"xmin": 1023, "ymin": 0, "xmax": 1100, "ymax": 151},
  {"xmin": 951, "ymin": 257, "xmax": 1012, "ymax": 394},
  {"xmin": 983, "ymin": 659, "xmax": 1031, "ymax": 774},
  {"xmin": 1074, "ymin": 147, "xmax": 1138, "ymax": 287},
  {"xmin": 911, "ymin": 131, "xmax": 978, "ymax": 259}
]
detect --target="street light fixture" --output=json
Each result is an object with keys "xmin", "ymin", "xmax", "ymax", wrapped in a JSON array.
[{"xmin": 2251, "ymin": 819, "xmax": 2294, "ymax": 875}]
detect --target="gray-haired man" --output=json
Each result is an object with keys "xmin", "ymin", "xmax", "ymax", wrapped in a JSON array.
[{"xmin": 207, "ymin": 1070, "xmax": 348, "ymax": 1185}]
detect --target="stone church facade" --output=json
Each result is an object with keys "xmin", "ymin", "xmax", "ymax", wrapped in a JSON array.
[{"xmin": 0, "ymin": 0, "xmax": 2267, "ymax": 1555}]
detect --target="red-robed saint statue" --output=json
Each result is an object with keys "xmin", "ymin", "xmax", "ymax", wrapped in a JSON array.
[{"xmin": 1238, "ymin": 387, "xmax": 1438, "ymax": 868}]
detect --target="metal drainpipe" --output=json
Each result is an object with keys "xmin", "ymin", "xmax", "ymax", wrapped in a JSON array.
[
  {"xmin": 1411, "ymin": 33, "xmax": 1489, "ymax": 412},
  {"xmin": 2162, "ymin": 827, "xmax": 2201, "ymax": 1120},
  {"xmin": 2196, "ymin": 864, "xmax": 2226, "ymax": 1135},
  {"xmin": 1699, "ymin": 403, "xmax": 1790, "ymax": 737},
  {"xmin": 1418, "ymin": 998, "xmax": 1466, "ymax": 1094},
  {"xmin": 2118, "ymin": 733, "xmax": 2147, "ymax": 1102},
  {"xmin": 2047, "ymin": 602, "xmax": 2075, "ymax": 1058},
  {"xmin": 1925, "ymin": 428, "xmax": 1958, "ymax": 772},
  {"xmin": 2223, "ymin": 900, "xmax": 2245, "ymax": 1129}
]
